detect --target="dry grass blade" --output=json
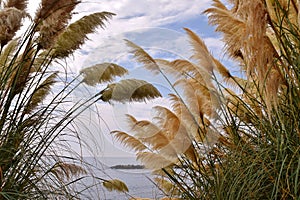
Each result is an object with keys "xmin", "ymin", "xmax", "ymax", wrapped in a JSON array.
[
  {"xmin": 52, "ymin": 12, "xmax": 115, "ymax": 58},
  {"xmin": 100, "ymin": 79, "xmax": 161, "ymax": 102},
  {"xmin": 80, "ymin": 63, "xmax": 128, "ymax": 86},
  {"xmin": 103, "ymin": 179, "xmax": 129, "ymax": 193}
]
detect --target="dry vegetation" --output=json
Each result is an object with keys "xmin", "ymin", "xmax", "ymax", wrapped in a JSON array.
[{"xmin": 109, "ymin": 0, "xmax": 300, "ymax": 199}]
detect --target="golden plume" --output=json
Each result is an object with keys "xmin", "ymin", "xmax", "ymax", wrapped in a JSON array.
[
  {"xmin": 154, "ymin": 177, "xmax": 180, "ymax": 197},
  {"xmin": 156, "ymin": 59, "xmax": 212, "ymax": 85},
  {"xmin": 52, "ymin": 11, "xmax": 115, "ymax": 58},
  {"xmin": 174, "ymin": 78, "xmax": 216, "ymax": 118},
  {"xmin": 34, "ymin": 0, "xmax": 79, "ymax": 22},
  {"xmin": 130, "ymin": 120, "xmax": 170, "ymax": 150},
  {"xmin": 136, "ymin": 152, "xmax": 177, "ymax": 170},
  {"xmin": 24, "ymin": 72, "xmax": 57, "ymax": 114},
  {"xmin": 0, "ymin": 38, "xmax": 18, "ymax": 70},
  {"xmin": 126, "ymin": 40, "xmax": 161, "ymax": 74},
  {"xmin": 204, "ymin": 0, "xmax": 246, "ymax": 59},
  {"xmin": 103, "ymin": 179, "xmax": 129, "ymax": 193},
  {"xmin": 0, "ymin": 7, "xmax": 26, "ymax": 48},
  {"xmin": 80, "ymin": 63, "xmax": 128, "ymax": 86},
  {"xmin": 213, "ymin": 58, "xmax": 231, "ymax": 79},
  {"xmin": 167, "ymin": 93, "xmax": 210, "ymax": 142},
  {"xmin": 184, "ymin": 28, "xmax": 216, "ymax": 73},
  {"xmin": 152, "ymin": 106, "xmax": 180, "ymax": 139},
  {"xmin": 110, "ymin": 131, "xmax": 147, "ymax": 152},
  {"xmin": 50, "ymin": 161, "xmax": 87, "ymax": 180},
  {"xmin": 36, "ymin": 0, "xmax": 79, "ymax": 49},
  {"xmin": 124, "ymin": 113, "xmax": 173, "ymax": 151},
  {"xmin": 100, "ymin": 79, "xmax": 161, "ymax": 103}
]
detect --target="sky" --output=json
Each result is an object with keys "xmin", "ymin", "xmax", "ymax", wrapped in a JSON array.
[{"xmin": 27, "ymin": 0, "xmax": 231, "ymax": 161}]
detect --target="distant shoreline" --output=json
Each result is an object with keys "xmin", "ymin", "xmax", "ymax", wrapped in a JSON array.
[{"xmin": 110, "ymin": 164, "xmax": 145, "ymax": 169}]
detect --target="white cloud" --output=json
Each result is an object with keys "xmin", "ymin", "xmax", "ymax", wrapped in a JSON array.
[{"xmin": 66, "ymin": 0, "xmax": 214, "ymax": 68}]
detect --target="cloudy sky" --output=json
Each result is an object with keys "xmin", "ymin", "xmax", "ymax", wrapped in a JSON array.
[
  {"xmin": 27, "ymin": 0, "xmax": 230, "ymax": 160},
  {"xmin": 67, "ymin": 0, "xmax": 230, "ymax": 160}
]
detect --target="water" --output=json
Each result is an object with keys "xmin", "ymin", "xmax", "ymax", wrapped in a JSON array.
[{"xmin": 80, "ymin": 157, "xmax": 164, "ymax": 200}]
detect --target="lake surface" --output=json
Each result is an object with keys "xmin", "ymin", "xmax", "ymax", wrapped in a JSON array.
[{"xmin": 80, "ymin": 157, "xmax": 164, "ymax": 200}]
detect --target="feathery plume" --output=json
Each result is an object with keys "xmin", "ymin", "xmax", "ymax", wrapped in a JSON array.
[
  {"xmin": 213, "ymin": 58, "xmax": 231, "ymax": 79},
  {"xmin": 4, "ymin": 0, "xmax": 28, "ymax": 11},
  {"xmin": 204, "ymin": 0, "xmax": 246, "ymax": 59},
  {"xmin": 51, "ymin": 162, "xmax": 87, "ymax": 180},
  {"xmin": 110, "ymin": 131, "xmax": 147, "ymax": 152},
  {"xmin": 35, "ymin": 0, "xmax": 80, "ymax": 22},
  {"xmin": 154, "ymin": 177, "xmax": 180, "ymax": 196},
  {"xmin": 126, "ymin": 40, "xmax": 161, "ymax": 74},
  {"xmin": 0, "ymin": 38, "xmax": 18, "ymax": 70},
  {"xmin": 184, "ymin": 28, "xmax": 216, "ymax": 73},
  {"xmin": 103, "ymin": 179, "xmax": 129, "ymax": 193},
  {"xmin": 80, "ymin": 63, "xmax": 128, "ymax": 86},
  {"xmin": 24, "ymin": 72, "xmax": 57, "ymax": 114},
  {"xmin": 0, "ymin": 7, "xmax": 26, "ymax": 47},
  {"xmin": 52, "ymin": 12, "xmax": 115, "ymax": 58},
  {"xmin": 136, "ymin": 152, "xmax": 177, "ymax": 169},
  {"xmin": 100, "ymin": 79, "xmax": 161, "ymax": 103},
  {"xmin": 152, "ymin": 106, "xmax": 180, "ymax": 139},
  {"xmin": 130, "ymin": 120, "xmax": 170, "ymax": 150},
  {"xmin": 36, "ymin": 0, "xmax": 79, "ymax": 49}
]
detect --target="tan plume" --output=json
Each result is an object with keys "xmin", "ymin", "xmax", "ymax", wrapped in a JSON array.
[
  {"xmin": 126, "ymin": 40, "xmax": 161, "ymax": 74},
  {"xmin": 152, "ymin": 106, "xmax": 180, "ymax": 139},
  {"xmin": 0, "ymin": 7, "xmax": 26, "ymax": 47},
  {"xmin": 24, "ymin": 72, "xmax": 57, "ymax": 114},
  {"xmin": 36, "ymin": 0, "xmax": 80, "ymax": 49},
  {"xmin": 51, "ymin": 161, "xmax": 86, "ymax": 180},
  {"xmin": 204, "ymin": 0, "xmax": 246, "ymax": 59},
  {"xmin": 100, "ymin": 79, "xmax": 161, "ymax": 103},
  {"xmin": 136, "ymin": 152, "xmax": 177, "ymax": 170},
  {"xmin": 80, "ymin": 63, "xmax": 128, "ymax": 86},
  {"xmin": 154, "ymin": 177, "xmax": 180, "ymax": 197},
  {"xmin": 4, "ymin": 0, "xmax": 28, "ymax": 11},
  {"xmin": 103, "ymin": 179, "xmax": 129, "ymax": 193},
  {"xmin": 0, "ymin": 38, "xmax": 18, "ymax": 70},
  {"xmin": 110, "ymin": 131, "xmax": 147, "ymax": 152},
  {"xmin": 213, "ymin": 58, "xmax": 231, "ymax": 79},
  {"xmin": 52, "ymin": 12, "xmax": 115, "ymax": 58},
  {"xmin": 130, "ymin": 120, "xmax": 170, "ymax": 150},
  {"xmin": 35, "ymin": 0, "xmax": 79, "ymax": 22},
  {"xmin": 184, "ymin": 28, "xmax": 216, "ymax": 73}
]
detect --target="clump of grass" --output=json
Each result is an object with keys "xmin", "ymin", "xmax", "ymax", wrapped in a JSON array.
[
  {"xmin": 110, "ymin": 0, "xmax": 300, "ymax": 199},
  {"xmin": 0, "ymin": 0, "xmax": 128, "ymax": 199}
]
